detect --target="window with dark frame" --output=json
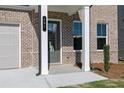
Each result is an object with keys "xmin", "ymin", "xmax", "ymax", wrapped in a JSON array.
[
  {"xmin": 97, "ymin": 23, "xmax": 107, "ymax": 50},
  {"xmin": 73, "ymin": 21, "xmax": 82, "ymax": 50}
]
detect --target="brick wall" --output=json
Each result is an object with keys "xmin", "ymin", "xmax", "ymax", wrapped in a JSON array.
[
  {"xmin": 90, "ymin": 5, "xmax": 118, "ymax": 63},
  {"xmin": 0, "ymin": 5, "xmax": 118, "ymax": 68},
  {"xmin": 48, "ymin": 5, "xmax": 118, "ymax": 64},
  {"xmin": 0, "ymin": 9, "xmax": 38, "ymax": 67},
  {"xmin": 32, "ymin": 13, "xmax": 39, "ymax": 68}
]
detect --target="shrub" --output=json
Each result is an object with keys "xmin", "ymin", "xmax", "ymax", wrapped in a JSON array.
[{"xmin": 103, "ymin": 45, "xmax": 110, "ymax": 72}]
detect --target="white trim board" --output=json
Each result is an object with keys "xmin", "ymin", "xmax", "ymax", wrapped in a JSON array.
[{"xmin": 19, "ymin": 23, "xmax": 21, "ymax": 68}]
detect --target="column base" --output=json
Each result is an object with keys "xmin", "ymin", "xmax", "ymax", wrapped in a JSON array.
[
  {"xmin": 41, "ymin": 70, "xmax": 49, "ymax": 75},
  {"xmin": 82, "ymin": 66, "xmax": 90, "ymax": 72}
]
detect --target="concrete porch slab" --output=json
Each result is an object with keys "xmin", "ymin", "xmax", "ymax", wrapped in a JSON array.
[
  {"xmin": 0, "ymin": 67, "xmax": 107, "ymax": 88},
  {"xmin": 49, "ymin": 64, "xmax": 82, "ymax": 74},
  {"xmin": 0, "ymin": 67, "xmax": 49, "ymax": 88},
  {"xmin": 44, "ymin": 72, "xmax": 108, "ymax": 88}
]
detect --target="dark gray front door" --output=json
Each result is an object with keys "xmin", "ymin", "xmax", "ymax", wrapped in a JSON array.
[{"xmin": 48, "ymin": 20, "xmax": 60, "ymax": 63}]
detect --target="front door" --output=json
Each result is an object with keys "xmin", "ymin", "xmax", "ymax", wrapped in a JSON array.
[{"xmin": 48, "ymin": 20, "xmax": 60, "ymax": 64}]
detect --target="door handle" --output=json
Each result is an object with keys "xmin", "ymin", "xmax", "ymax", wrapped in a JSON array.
[{"xmin": 43, "ymin": 16, "xmax": 46, "ymax": 32}]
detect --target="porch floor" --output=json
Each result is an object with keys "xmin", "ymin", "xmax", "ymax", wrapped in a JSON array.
[
  {"xmin": 0, "ymin": 67, "xmax": 107, "ymax": 88},
  {"xmin": 49, "ymin": 64, "xmax": 82, "ymax": 74}
]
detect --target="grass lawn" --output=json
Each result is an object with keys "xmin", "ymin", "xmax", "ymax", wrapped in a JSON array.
[{"xmin": 61, "ymin": 79, "xmax": 124, "ymax": 88}]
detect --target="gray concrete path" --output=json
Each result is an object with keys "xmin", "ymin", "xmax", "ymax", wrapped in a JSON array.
[{"xmin": 0, "ymin": 67, "xmax": 107, "ymax": 88}]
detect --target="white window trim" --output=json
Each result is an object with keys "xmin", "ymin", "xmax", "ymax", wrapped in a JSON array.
[
  {"xmin": 97, "ymin": 23, "xmax": 108, "ymax": 51},
  {"xmin": 73, "ymin": 20, "xmax": 83, "ymax": 51},
  {"xmin": 73, "ymin": 20, "xmax": 82, "ymax": 23}
]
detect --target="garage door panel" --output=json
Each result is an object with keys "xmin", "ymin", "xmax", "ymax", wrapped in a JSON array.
[
  {"xmin": 0, "ymin": 29, "xmax": 19, "ymax": 34},
  {"xmin": 0, "ymin": 24, "xmax": 19, "ymax": 69},
  {"xmin": 0, "ymin": 46, "xmax": 19, "ymax": 56},
  {"xmin": 0, "ymin": 34, "xmax": 19, "ymax": 45},
  {"xmin": 0, "ymin": 56, "xmax": 19, "ymax": 69},
  {"xmin": 0, "ymin": 25, "xmax": 19, "ymax": 34}
]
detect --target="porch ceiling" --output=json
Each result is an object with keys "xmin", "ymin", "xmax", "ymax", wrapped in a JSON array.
[
  {"xmin": 0, "ymin": 5, "xmax": 38, "ymax": 12},
  {"xmin": 48, "ymin": 5, "xmax": 84, "ymax": 15}
]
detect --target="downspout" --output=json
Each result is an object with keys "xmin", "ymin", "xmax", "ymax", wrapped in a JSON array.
[
  {"xmin": 36, "ymin": 5, "xmax": 41, "ymax": 76},
  {"xmin": 89, "ymin": 5, "xmax": 92, "ymax": 70}
]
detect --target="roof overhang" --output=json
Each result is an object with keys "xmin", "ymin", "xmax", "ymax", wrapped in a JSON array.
[
  {"xmin": 0, "ymin": 5, "xmax": 38, "ymax": 12},
  {"xmin": 48, "ymin": 5, "xmax": 85, "ymax": 15}
]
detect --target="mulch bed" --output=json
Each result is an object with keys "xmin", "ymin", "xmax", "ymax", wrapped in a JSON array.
[{"xmin": 91, "ymin": 62, "xmax": 124, "ymax": 79}]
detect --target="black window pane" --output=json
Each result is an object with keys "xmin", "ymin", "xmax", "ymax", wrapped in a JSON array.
[
  {"xmin": 97, "ymin": 24, "xmax": 101, "ymax": 36},
  {"xmin": 97, "ymin": 23, "xmax": 107, "ymax": 36},
  {"xmin": 74, "ymin": 37, "xmax": 82, "ymax": 50},
  {"xmin": 97, "ymin": 38, "xmax": 106, "ymax": 49},
  {"xmin": 102, "ymin": 24, "xmax": 106, "ymax": 36},
  {"xmin": 73, "ymin": 22, "xmax": 82, "ymax": 36}
]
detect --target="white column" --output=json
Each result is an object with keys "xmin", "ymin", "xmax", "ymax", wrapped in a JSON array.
[
  {"xmin": 82, "ymin": 6, "xmax": 90, "ymax": 71},
  {"xmin": 41, "ymin": 5, "xmax": 48, "ymax": 75}
]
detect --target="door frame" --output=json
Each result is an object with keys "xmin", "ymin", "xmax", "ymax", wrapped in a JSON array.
[
  {"xmin": 19, "ymin": 23, "xmax": 21, "ymax": 68},
  {"xmin": 48, "ymin": 18, "xmax": 62, "ymax": 64}
]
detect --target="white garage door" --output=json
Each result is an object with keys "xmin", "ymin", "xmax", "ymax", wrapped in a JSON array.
[{"xmin": 0, "ymin": 23, "xmax": 20, "ymax": 69}]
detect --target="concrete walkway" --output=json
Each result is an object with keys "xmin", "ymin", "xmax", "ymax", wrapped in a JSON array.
[
  {"xmin": 49, "ymin": 64, "xmax": 82, "ymax": 74},
  {"xmin": 0, "ymin": 67, "xmax": 107, "ymax": 88}
]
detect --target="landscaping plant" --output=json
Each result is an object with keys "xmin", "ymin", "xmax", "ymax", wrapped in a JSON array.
[{"xmin": 103, "ymin": 45, "xmax": 110, "ymax": 72}]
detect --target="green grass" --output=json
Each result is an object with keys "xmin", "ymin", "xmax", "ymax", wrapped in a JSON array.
[{"xmin": 60, "ymin": 79, "xmax": 124, "ymax": 88}]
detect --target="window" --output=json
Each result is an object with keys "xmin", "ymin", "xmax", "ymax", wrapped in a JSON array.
[
  {"xmin": 73, "ymin": 21, "xmax": 82, "ymax": 36},
  {"xmin": 97, "ymin": 23, "xmax": 107, "ymax": 50},
  {"xmin": 73, "ymin": 21, "xmax": 82, "ymax": 50},
  {"xmin": 48, "ymin": 22, "xmax": 57, "ymax": 32},
  {"xmin": 74, "ymin": 37, "xmax": 82, "ymax": 50}
]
